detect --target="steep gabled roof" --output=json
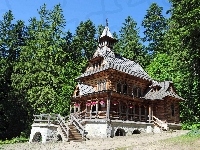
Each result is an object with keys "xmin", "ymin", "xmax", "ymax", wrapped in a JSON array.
[
  {"xmin": 77, "ymin": 46, "xmax": 152, "ymax": 81},
  {"xmin": 144, "ymin": 81, "xmax": 184, "ymax": 100}
]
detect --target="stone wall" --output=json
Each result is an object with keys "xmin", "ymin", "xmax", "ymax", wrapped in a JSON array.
[
  {"xmin": 29, "ymin": 123, "xmax": 58, "ymax": 143},
  {"xmin": 84, "ymin": 121, "xmax": 108, "ymax": 138}
]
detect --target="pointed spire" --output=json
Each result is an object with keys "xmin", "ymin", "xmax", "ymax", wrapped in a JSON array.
[
  {"xmin": 106, "ymin": 18, "xmax": 108, "ymax": 27},
  {"xmin": 99, "ymin": 19, "xmax": 117, "ymax": 48}
]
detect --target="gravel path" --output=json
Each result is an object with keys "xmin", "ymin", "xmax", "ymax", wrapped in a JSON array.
[{"xmin": 1, "ymin": 130, "xmax": 189, "ymax": 150}]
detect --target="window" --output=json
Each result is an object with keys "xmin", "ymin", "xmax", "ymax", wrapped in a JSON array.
[
  {"xmin": 98, "ymin": 81, "xmax": 101, "ymax": 91},
  {"xmin": 123, "ymin": 84, "xmax": 128, "ymax": 94},
  {"xmin": 171, "ymin": 104, "xmax": 175, "ymax": 116},
  {"xmin": 102, "ymin": 80, "xmax": 106, "ymax": 90},
  {"xmin": 76, "ymin": 90, "xmax": 79, "ymax": 97},
  {"xmin": 117, "ymin": 83, "xmax": 121, "ymax": 93},
  {"xmin": 133, "ymin": 87, "xmax": 137, "ymax": 97},
  {"xmin": 137, "ymin": 88, "xmax": 141, "ymax": 97}
]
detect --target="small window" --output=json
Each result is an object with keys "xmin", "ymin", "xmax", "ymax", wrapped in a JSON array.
[
  {"xmin": 133, "ymin": 87, "xmax": 137, "ymax": 97},
  {"xmin": 76, "ymin": 90, "xmax": 80, "ymax": 97},
  {"xmin": 98, "ymin": 81, "xmax": 101, "ymax": 91},
  {"xmin": 102, "ymin": 80, "xmax": 106, "ymax": 90},
  {"xmin": 117, "ymin": 83, "xmax": 121, "ymax": 93},
  {"xmin": 123, "ymin": 84, "xmax": 128, "ymax": 94},
  {"xmin": 171, "ymin": 104, "xmax": 175, "ymax": 116},
  {"xmin": 137, "ymin": 88, "xmax": 141, "ymax": 97}
]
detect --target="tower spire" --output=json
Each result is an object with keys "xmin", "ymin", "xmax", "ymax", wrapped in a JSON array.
[
  {"xmin": 106, "ymin": 18, "xmax": 108, "ymax": 27},
  {"xmin": 99, "ymin": 20, "xmax": 117, "ymax": 48}
]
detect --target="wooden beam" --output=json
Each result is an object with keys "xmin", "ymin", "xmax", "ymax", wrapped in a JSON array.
[
  {"xmin": 148, "ymin": 104, "xmax": 151, "ymax": 123},
  {"xmin": 106, "ymin": 93, "xmax": 111, "ymax": 120}
]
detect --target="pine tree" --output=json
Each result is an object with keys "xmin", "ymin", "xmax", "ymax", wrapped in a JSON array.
[
  {"xmin": 164, "ymin": 0, "xmax": 200, "ymax": 124},
  {"xmin": 72, "ymin": 20, "xmax": 97, "ymax": 60},
  {"xmin": 142, "ymin": 3, "xmax": 167, "ymax": 55},
  {"xmin": 114, "ymin": 16, "xmax": 147, "ymax": 67},
  {"xmin": 0, "ymin": 10, "xmax": 27, "ymax": 139},
  {"xmin": 12, "ymin": 4, "xmax": 71, "ymax": 116}
]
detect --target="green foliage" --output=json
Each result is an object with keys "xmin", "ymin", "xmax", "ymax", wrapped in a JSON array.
[
  {"xmin": 0, "ymin": 136, "xmax": 28, "ymax": 144},
  {"xmin": 146, "ymin": 53, "xmax": 173, "ymax": 81},
  {"xmin": 182, "ymin": 123, "xmax": 200, "ymax": 130},
  {"xmin": 142, "ymin": 3, "xmax": 167, "ymax": 55},
  {"xmin": 114, "ymin": 16, "xmax": 148, "ymax": 67},
  {"xmin": 165, "ymin": 0, "xmax": 200, "ymax": 123},
  {"xmin": 0, "ymin": 10, "xmax": 28, "ymax": 140},
  {"xmin": 72, "ymin": 20, "xmax": 97, "ymax": 60},
  {"xmin": 11, "ymin": 4, "xmax": 74, "ymax": 116}
]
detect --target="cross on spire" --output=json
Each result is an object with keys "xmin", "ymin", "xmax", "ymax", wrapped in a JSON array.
[{"xmin": 106, "ymin": 18, "xmax": 108, "ymax": 27}]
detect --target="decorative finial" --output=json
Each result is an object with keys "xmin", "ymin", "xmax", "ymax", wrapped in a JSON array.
[{"xmin": 106, "ymin": 18, "xmax": 108, "ymax": 27}]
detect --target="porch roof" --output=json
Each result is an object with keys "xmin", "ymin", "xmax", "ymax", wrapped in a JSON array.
[{"xmin": 143, "ymin": 81, "xmax": 184, "ymax": 101}]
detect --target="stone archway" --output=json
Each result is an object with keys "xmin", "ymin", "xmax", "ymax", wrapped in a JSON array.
[
  {"xmin": 115, "ymin": 128, "xmax": 126, "ymax": 136},
  {"xmin": 132, "ymin": 129, "xmax": 141, "ymax": 134},
  {"xmin": 32, "ymin": 132, "xmax": 42, "ymax": 142}
]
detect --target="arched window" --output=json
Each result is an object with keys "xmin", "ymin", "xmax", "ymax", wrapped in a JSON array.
[
  {"xmin": 117, "ymin": 82, "xmax": 121, "ymax": 93},
  {"xmin": 123, "ymin": 83, "xmax": 128, "ymax": 94},
  {"xmin": 133, "ymin": 87, "xmax": 137, "ymax": 97},
  {"xmin": 137, "ymin": 88, "xmax": 141, "ymax": 97},
  {"xmin": 98, "ymin": 81, "xmax": 101, "ymax": 91},
  {"xmin": 102, "ymin": 80, "xmax": 106, "ymax": 90},
  {"xmin": 76, "ymin": 90, "xmax": 80, "ymax": 97}
]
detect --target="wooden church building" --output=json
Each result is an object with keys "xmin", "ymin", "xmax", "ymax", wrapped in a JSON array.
[{"xmin": 71, "ymin": 24, "xmax": 183, "ymax": 138}]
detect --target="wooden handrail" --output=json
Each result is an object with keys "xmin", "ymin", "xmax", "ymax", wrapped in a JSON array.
[
  {"xmin": 152, "ymin": 116, "xmax": 168, "ymax": 130},
  {"xmin": 70, "ymin": 113, "xmax": 85, "ymax": 138},
  {"xmin": 57, "ymin": 114, "xmax": 69, "ymax": 141},
  {"xmin": 33, "ymin": 114, "xmax": 69, "ymax": 141}
]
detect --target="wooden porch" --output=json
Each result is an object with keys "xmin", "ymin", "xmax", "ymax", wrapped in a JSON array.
[{"xmin": 71, "ymin": 90, "xmax": 154, "ymax": 123}]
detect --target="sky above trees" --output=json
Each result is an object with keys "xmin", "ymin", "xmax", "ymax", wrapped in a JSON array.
[{"xmin": 0, "ymin": 0, "xmax": 170, "ymax": 34}]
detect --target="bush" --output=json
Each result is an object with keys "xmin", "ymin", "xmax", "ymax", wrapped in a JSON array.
[
  {"xmin": 182, "ymin": 122, "xmax": 200, "ymax": 130},
  {"xmin": 0, "ymin": 133, "xmax": 29, "ymax": 144}
]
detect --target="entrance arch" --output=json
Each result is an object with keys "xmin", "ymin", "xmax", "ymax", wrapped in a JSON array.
[
  {"xmin": 32, "ymin": 132, "xmax": 42, "ymax": 142},
  {"xmin": 115, "ymin": 128, "xmax": 126, "ymax": 136}
]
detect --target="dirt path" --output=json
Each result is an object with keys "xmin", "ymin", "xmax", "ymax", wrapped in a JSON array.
[{"xmin": 1, "ymin": 130, "xmax": 190, "ymax": 150}]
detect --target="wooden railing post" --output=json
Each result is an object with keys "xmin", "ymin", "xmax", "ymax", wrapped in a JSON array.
[
  {"xmin": 149, "ymin": 105, "xmax": 151, "ymax": 123},
  {"xmin": 106, "ymin": 94, "xmax": 111, "ymax": 120},
  {"xmin": 126, "ymin": 102, "xmax": 128, "ymax": 121},
  {"xmin": 139, "ymin": 105, "xmax": 141, "ymax": 121}
]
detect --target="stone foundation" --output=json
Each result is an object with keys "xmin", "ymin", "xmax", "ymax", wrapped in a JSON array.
[{"xmin": 29, "ymin": 123, "xmax": 59, "ymax": 143}]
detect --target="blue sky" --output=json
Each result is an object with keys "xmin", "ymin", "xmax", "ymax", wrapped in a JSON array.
[{"xmin": 0, "ymin": 0, "xmax": 171, "ymax": 35}]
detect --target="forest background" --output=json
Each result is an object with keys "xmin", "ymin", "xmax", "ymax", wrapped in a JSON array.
[{"xmin": 0, "ymin": 0, "xmax": 200, "ymax": 140}]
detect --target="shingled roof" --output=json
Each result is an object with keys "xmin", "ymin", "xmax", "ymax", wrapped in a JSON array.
[
  {"xmin": 75, "ymin": 25, "xmax": 183, "ymax": 101},
  {"xmin": 78, "ymin": 46, "xmax": 152, "ymax": 81},
  {"xmin": 143, "ymin": 81, "xmax": 184, "ymax": 100}
]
